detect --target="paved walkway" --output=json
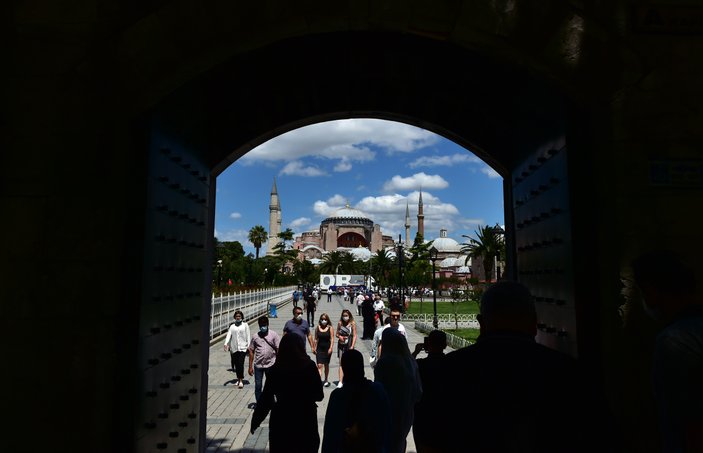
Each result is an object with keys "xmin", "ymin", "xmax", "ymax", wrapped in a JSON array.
[{"xmin": 206, "ymin": 292, "xmax": 447, "ymax": 452}]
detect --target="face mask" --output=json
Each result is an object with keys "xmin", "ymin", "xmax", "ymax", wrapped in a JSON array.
[
  {"xmin": 234, "ymin": 320, "xmax": 242, "ymax": 325},
  {"xmin": 320, "ymin": 320, "xmax": 328, "ymax": 326},
  {"xmin": 342, "ymin": 316, "xmax": 349, "ymax": 322},
  {"xmin": 296, "ymin": 314, "xmax": 303, "ymax": 321},
  {"xmin": 259, "ymin": 326, "xmax": 268, "ymax": 333}
]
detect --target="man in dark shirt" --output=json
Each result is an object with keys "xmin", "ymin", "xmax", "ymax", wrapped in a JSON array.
[
  {"xmin": 283, "ymin": 306, "xmax": 314, "ymax": 351},
  {"xmin": 438, "ymin": 281, "xmax": 612, "ymax": 452}
]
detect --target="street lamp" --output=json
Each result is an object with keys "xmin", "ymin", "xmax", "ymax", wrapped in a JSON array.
[
  {"xmin": 396, "ymin": 234, "xmax": 405, "ymax": 311},
  {"xmin": 488, "ymin": 223, "xmax": 505, "ymax": 281},
  {"xmin": 429, "ymin": 246, "xmax": 439, "ymax": 329},
  {"xmin": 217, "ymin": 259, "xmax": 223, "ymax": 287}
]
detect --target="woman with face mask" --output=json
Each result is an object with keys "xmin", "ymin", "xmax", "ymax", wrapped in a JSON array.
[
  {"xmin": 224, "ymin": 310, "xmax": 251, "ymax": 389},
  {"xmin": 336, "ymin": 309, "xmax": 357, "ymax": 388},
  {"xmin": 313, "ymin": 313, "xmax": 335, "ymax": 387}
]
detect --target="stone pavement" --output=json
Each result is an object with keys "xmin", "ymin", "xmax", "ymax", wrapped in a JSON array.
[{"xmin": 205, "ymin": 292, "xmax": 448, "ymax": 452}]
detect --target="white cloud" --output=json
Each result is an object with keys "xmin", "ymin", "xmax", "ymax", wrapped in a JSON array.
[
  {"xmin": 480, "ymin": 166, "xmax": 502, "ymax": 179},
  {"xmin": 240, "ymin": 119, "xmax": 439, "ymax": 171},
  {"xmin": 382, "ymin": 173, "xmax": 449, "ymax": 192},
  {"xmin": 214, "ymin": 228, "xmax": 249, "ymax": 243},
  {"xmin": 289, "ymin": 217, "xmax": 311, "ymax": 229},
  {"xmin": 229, "ymin": 212, "xmax": 242, "ymax": 219},
  {"xmin": 334, "ymin": 159, "xmax": 352, "ymax": 172},
  {"xmin": 409, "ymin": 153, "xmax": 481, "ymax": 168},
  {"xmin": 279, "ymin": 161, "xmax": 325, "ymax": 177}
]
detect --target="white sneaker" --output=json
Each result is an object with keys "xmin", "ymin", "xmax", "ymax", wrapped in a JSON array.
[
  {"xmin": 369, "ymin": 356, "xmax": 376, "ymax": 364},
  {"xmin": 337, "ymin": 382, "xmax": 343, "ymax": 388}
]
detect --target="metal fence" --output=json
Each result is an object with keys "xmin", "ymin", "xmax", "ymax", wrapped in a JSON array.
[
  {"xmin": 210, "ymin": 286, "xmax": 295, "ymax": 339},
  {"xmin": 414, "ymin": 321, "xmax": 474, "ymax": 350},
  {"xmin": 401, "ymin": 313, "xmax": 479, "ymax": 329}
]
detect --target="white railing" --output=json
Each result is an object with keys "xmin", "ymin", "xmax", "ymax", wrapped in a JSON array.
[
  {"xmin": 210, "ymin": 286, "xmax": 295, "ymax": 339},
  {"xmin": 401, "ymin": 313, "xmax": 479, "ymax": 329},
  {"xmin": 414, "ymin": 321, "xmax": 474, "ymax": 350}
]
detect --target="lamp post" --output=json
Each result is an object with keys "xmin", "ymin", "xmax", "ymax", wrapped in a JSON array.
[
  {"xmin": 429, "ymin": 246, "xmax": 439, "ymax": 329},
  {"xmin": 216, "ymin": 259, "xmax": 223, "ymax": 288},
  {"xmin": 488, "ymin": 223, "xmax": 505, "ymax": 281},
  {"xmin": 396, "ymin": 234, "xmax": 405, "ymax": 311}
]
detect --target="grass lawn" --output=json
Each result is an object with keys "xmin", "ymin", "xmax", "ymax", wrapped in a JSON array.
[
  {"xmin": 405, "ymin": 299, "xmax": 480, "ymax": 315},
  {"xmin": 444, "ymin": 328, "xmax": 481, "ymax": 343}
]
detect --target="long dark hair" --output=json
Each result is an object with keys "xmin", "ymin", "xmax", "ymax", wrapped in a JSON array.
[{"xmin": 274, "ymin": 333, "xmax": 309, "ymax": 370}]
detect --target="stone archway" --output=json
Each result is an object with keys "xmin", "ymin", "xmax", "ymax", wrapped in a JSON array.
[{"xmin": 8, "ymin": 2, "xmax": 668, "ymax": 452}]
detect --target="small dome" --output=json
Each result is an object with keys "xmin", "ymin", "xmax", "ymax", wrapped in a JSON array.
[
  {"xmin": 430, "ymin": 228, "xmax": 462, "ymax": 253},
  {"xmin": 455, "ymin": 266, "xmax": 471, "ymax": 274}
]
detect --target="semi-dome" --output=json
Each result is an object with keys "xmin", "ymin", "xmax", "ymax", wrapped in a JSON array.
[
  {"xmin": 455, "ymin": 266, "xmax": 471, "ymax": 274},
  {"xmin": 439, "ymin": 257, "xmax": 458, "ymax": 268},
  {"xmin": 343, "ymin": 246, "xmax": 372, "ymax": 262}
]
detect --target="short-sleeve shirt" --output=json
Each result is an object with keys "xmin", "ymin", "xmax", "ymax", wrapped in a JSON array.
[
  {"xmin": 283, "ymin": 319, "xmax": 311, "ymax": 342},
  {"xmin": 248, "ymin": 330, "xmax": 281, "ymax": 368}
]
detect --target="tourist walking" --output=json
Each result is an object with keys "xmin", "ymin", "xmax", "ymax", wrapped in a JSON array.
[
  {"xmin": 437, "ymin": 281, "xmax": 610, "ymax": 452},
  {"xmin": 283, "ymin": 306, "xmax": 314, "ymax": 351},
  {"xmin": 361, "ymin": 294, "xmax": 376, "ymax": 339},
  {"xmin": 223, "ymin": 310, "xmax": 250, "ymax": 389},
  {"xmin": 411, "ymin": 330, "xmax": 448, "ymax": 453},
  {"xmin": 336, "ymin": 309, "xmax": 357, "ymax": 388},
  {"xmin": 251, "ymin": 334, "xmax": 324, "ymax": 452},
  {"xmin": 313, "ymin": 313, "xmax": 335, "ymax": 387},
  {"xmin": 374, "ymin": 327, "xmax": 422, "ymax": 453},
  {"xmin": 305, "ymin": 288, "xmax": 318, "ymax": 326},
  {"xmin": 322, "ymin": 349, "xmax": 391, "ymax": 453},
  {"xmin": 373, "ymin": 295, "xmax": 385, "ymax": 326},
  {"xmin": 247, "ymin": 316, "xmax": 280, "ymax": 408}
]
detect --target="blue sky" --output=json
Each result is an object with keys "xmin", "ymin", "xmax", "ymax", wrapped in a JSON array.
[{"xmin": 215, "ymin": 119, "xmax": 504, "ymax": 256}]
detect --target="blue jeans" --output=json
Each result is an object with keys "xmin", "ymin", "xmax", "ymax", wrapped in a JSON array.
[{"xmin": 254, "ymin": 366, "xmax": 270, "ymax": 402}]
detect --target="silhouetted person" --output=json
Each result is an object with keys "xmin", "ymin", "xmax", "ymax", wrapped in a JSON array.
[
  {"xmin": 322, "ymin": 349, "xmax": 391, "ymax": 453},
  {"xmin": 251, "ymin": 333, "xmax": 324, "ymax": 452},
  {"xmin": 411, "ymin": 330, "xmax": 447, "ymax": 453},
  {"xmin": 304, "ymin": 288, "xmax": 318, "ymax": 325},
  {"xmin": 632, "ymin": 250, "xmax": 703, "ymax": 453},
  {"xmin": 438, "ymin": 280, "xmax": 608, "ymax": 453},
  {"xmin": 374, "ymin": 327, "xmax": 422, "ymax": 453},
  {"xmin": 362, "ymin": 294, "xmax": 376, "ymax": 339}
]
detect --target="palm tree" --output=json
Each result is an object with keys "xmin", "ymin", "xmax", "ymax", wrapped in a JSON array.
[
  {"xmin": 461, "ymin": 225, "xmax": 505, "ymax": 284},
  {"xmin": 370, "ymin": 249, "xmax": 393, "ymax": 291},
  {"xmin": 319, "ymin": 250, "xmax": 347, "ymax": 274},
  {"xmin": 248, "ymin": 225, "xmax": 268, "ymax": 259}
]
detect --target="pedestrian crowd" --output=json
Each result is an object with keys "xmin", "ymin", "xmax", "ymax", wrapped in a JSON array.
[{"xmin": 225, "ymin": 273, "xmax": 699, "ymax": 453}]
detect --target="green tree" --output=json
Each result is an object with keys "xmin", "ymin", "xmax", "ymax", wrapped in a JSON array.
[
  {"xmin": 293, "ymin": 259, "xmax": 319, "ymax": 286},
  {"xmin": 461, "ymin": 225, "xmax": 505, "ymax": 285},
  {"xmin": 319, "ymin": 250, "xmax": 347, "ymax": 274},
  {"xmin": 370, "ymin": 249, "xmax": 393, "ymax": 291},
  {"xmin": 248, "ymin": 225, "xmax": 268, "ymax": 259},
  {"xmin": 272, "ymin": 228, "xmax": 298, "ymax": 276}
]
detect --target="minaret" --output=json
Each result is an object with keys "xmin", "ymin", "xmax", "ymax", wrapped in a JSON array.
[
  {"xmin": 405, "ymin": 201, "xmax": 411, "ymax": 246},
  {"xmin": 267, "ymin": 177, "xmax": 281, "ymax": 256},
  {"xmin": 417, "ymin": 189, "xmax": 425, "ymax": 239}
]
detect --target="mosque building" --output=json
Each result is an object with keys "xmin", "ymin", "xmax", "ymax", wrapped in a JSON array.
[{"xmin": 267, "ymin": 178, "xmax": 478, "ymax": 279}]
